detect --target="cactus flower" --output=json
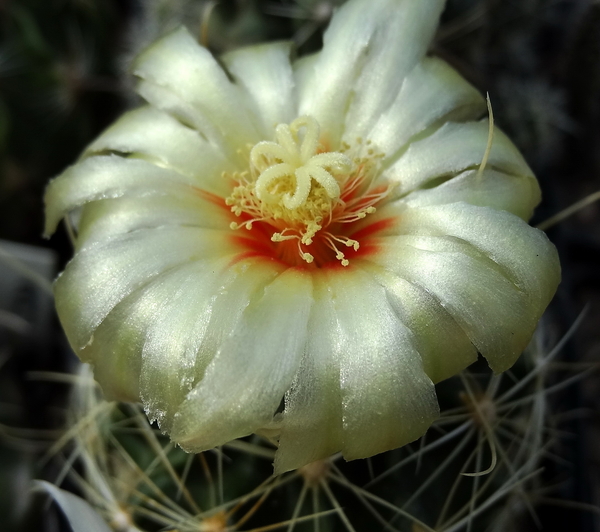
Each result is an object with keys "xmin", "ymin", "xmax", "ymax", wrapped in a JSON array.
[{"xmin": 44, "ymin": 0, "xmax": 560, "ymax": 473}]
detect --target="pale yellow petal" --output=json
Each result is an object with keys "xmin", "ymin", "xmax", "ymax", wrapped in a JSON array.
[
  {"xmin": 76, "ymin": 193, "xmax": 230, "ymax": 249},
  {"xmin": 45, "ymin": 156, "xmax": 223, "ymax": 236},
  {"xmin": 398, "ymin": 204, "xmax": 561, "ymax": 332},
  {"xmin": 367, "ymin": 57, "xmax": 486, "ymax": 164},
  {"xmin": 293, "ymin": 52, "xmax": 318, "ymax": 111},
  {"xmin": 138, "ymin": 257, "xmax": 237, "ymax": 430},
  {"xmin": 385, "ymin": 121, "xmax": 534, "ymax": 197},
  {"xmin": 324, "ymin": 268, "xmax": 438, "ymax": 461},
  {"xmin": 275, "ymin": 275, "xmax": 343, "ymax": 473},
  {"xmin": 370, "ymin": 225, "xmax": 556, "ymax": 373},
  {"xmin": 362, "ymin": 266, "xmax": 478, "ymax": 384},
  {"xmin": 84, "ymin": 256, "xmax": 281, "ymax": 408},
  {"xmin": 223, "ymin": 42, "xmax": 297, "ymax": 138},
  {"xmin": 84, "ymin": 106, "xmax": 234, "ymax": 188},
  {"xmin": 55, "ymin": 227, "xmax": 236, "ymax": 352},
  {"xmin": 401, "ymin": 168, "xmax": 540, "ymax": 220},
  {"xmin": 299, "ymin": 0, "xmax": 444, "ymax": 146},
  {"xmin": 133, "ymin": 27, "xmax": 261, "ymax": 164},
  {"xmin": 80, "ymin": 300, "xmax": 143, "ymax": 402},
  {"xmin": 170, "ymin": 269, "xmax": 313, "ymax": 452}
]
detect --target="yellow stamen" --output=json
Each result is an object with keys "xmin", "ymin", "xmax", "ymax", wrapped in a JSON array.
[{"xmin": 225, "ymin": 116, "xmax": 391, "ymax": 266}]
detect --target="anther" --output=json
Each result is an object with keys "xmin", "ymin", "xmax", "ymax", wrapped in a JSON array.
[{"xmin": 225, "ymin": 115, "xmax": 392, "ymax": 267}]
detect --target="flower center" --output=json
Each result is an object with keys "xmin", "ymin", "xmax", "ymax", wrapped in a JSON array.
[{"xmin": 225, "ymin": 116, "xmax": 389, "ymax": 266}]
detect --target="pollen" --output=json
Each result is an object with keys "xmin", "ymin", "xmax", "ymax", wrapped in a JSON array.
[{"xmin": 225, "ymin": 115, "xmax": 390, "ymax": 266}]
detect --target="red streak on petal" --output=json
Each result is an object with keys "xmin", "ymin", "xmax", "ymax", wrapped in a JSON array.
[
  {"xmin": 227, "ymin": 250, "xmax": 272, "ymax": 268},
  {"xmin": 195, "ymin": 188, "xmax": 228, "ymax": 210},
  {"xmin": 353, "ymin": 240, "xmax": 381, "ymax": 260},
  {"xmin": 227, "ymin": 232, "xmax": 283, "ymax": 268},
  {"xmin": 231, "ymin": 234, "xmax": 273, "ymax": 256},
  {"xmin": 229, "ymin": 218, "xmax": 398, "ymax": 270},
  {"xmin": 349, "ymin": 217, "xmax": 397, "ymax": 241},
  {"xmin": 339, "ymin": 176, "xmax": 387, "ymax": 203}
]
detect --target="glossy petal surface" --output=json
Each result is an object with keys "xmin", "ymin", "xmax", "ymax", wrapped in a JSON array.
[{"xmin": 45, "ymin": 0, "xmax": 560, "ymax": 473}]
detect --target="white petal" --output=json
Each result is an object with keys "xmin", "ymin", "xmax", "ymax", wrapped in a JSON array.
[
  {"xmin": 275, "ymin": 277, "xmax": 343, "ymax": 473},
  {"xmin": 84, "ymin": 106, "xmax": 234, "ymax": 182},
  {"xmin": 293, "ymin": 52, "xmax": 318, "ymax": 111},
  {"xmin": 385, "ymin": 121, "xmax": 534, "ymax": 196},
  {"xmin": 44, "ymin": 156, "xmax": 225, "ymax": 236},
  {"xmin": 371, "ymin": 229, "xmax": 553, "ymax": 373},
  {"xmin": 299, "ymin": 0, "xmax": 444, "ymax": 146},
  {"xmin": 84, "ymin": 255, "xmax": 281, "ymax": 406},
  {"xmin": 398, "ymin": 203, "xmax": 561, "ymax": 328},
  {"xmin": 401, "ymin": 168, "xmax": 541, "ymax": 220},
  {"xmin": 55, "ymin": 227, "xmax": 236, "ymax": 352},
  {"xmin": 170, "ymin": 269, "xmax": 313, "ymax": 452},
  {"xmin": 367, "ymin": 57, "xmax": 486, "ymax": 163},
  {"xmin": 139, "ymin": 256, "xmax": 282, "ymax": 431},
  {"xmin": 133, "ymin": 28, "xmax": 261, "ymax": 163},
  {"xmin": 328, "ymin": 268, "xmax": 438, "ymax": 461},
  {"xmin": 77, "ymin": 193, "xmax": 231, "ymax": 248},
  {"xmin": 80, "ymin": 288, "xmax": 146, "ymax": 402},
  {"xmin": 362, "ymin": 266, "xmax": 478, "ymax": 384},
  {"xmin": 137, "ymin": 257, "xmax": 233, "ymax": 429},
  {"xmin": 223, "ymin": 42, "xmax": 297, "ymax": 137}
]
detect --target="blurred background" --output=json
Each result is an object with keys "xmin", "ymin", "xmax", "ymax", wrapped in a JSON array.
[{"xmin": 0, "ymin": 0, "xmax": 599, "ymax": 530}]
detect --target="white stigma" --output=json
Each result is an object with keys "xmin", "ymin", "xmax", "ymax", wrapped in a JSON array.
[
  {"xmin": 251, "ymin": 116, "xmax": 352, "ymax": 209},
  {"xmin": 226, "ymin": 115, "xmax": 390, "ymax": 266}
]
